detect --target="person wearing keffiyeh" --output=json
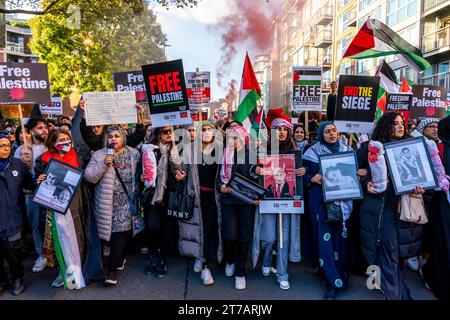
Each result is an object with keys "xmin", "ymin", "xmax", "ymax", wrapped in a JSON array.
[
  {"xmin": 303, "ymin": 121, "xmax": 353, "ymax": 300},
  {"xmin": 216, "ymin": 124, "xmax": 257, "ymax": 290}
]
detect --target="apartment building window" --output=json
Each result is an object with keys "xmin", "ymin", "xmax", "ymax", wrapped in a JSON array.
[
  {"xmin": 387, "ymin": 0, "xmax": 417, "ymax": 27},
  {"xmin": 337, "ymin": 35, "xmax": 352, "ymax": 60},
  {"xmin": 339, "ymin": 0, "xmax": 350, "ymax": 8},
  {"xmin": 338, "ymin": 12, "xmax": 351, "ymax": 33},
  {"xmin": 358, "ymin": 7, "xmax": 382, "ymax": 28},
  {"xmin": 339, "ymin": 61, "xmax": 352, "ymax": 75},
  {"xmin": 359, "ymin": 0, "xmax": 375, "ymax": 11}
]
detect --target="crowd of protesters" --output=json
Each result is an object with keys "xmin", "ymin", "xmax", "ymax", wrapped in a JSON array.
[{"xmin": 0, "ymin": 96, "xmax": 449, "ymax": 301}]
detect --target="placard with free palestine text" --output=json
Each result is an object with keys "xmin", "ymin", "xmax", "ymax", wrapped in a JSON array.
[
  {"xmin": 142, "ymin": 59, "xmax": 191, "ymax": 128},
  {"xmin": 291, "ymin": 66, "xmax": 322, "ymax": 112},
  {"xmin": 0, "ymin": 62, "xmax": 51, "ymax": 105}
]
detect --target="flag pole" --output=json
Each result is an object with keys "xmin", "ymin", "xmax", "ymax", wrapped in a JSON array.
[
  {"xmin": 17, "ymin": 104, "xmax": 28, "ymax": 150},
  {"xmin": 279, "ymin": 213, "xmax": 283, "ymax": 249}
]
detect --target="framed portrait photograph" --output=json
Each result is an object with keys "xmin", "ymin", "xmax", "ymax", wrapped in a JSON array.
[
  {"xmin": 259, "ymin": 150, "xmax": 304, "ymax": 214},
  {"xmin": 384, "ymin": 136, "xmax": 438, "ymax": 195},
  {"xmin": 226, "ymin": 173, "xmax": 268, "ymax": 205},
  {"xmin": 319, "ymin": 151, "xmax": 363, "ymax": 202},
  {"xmin": 32, "ymin": 159, "xmax": 84, "ymax": 214}
]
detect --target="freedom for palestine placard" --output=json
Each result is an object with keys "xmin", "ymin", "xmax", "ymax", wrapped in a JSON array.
[
  {"xmin": 142, "ymin": 59, "xmax": 191, "ymax": 128},
  {"xmin": 291, "ymin": 66, "xmax": 322, "ymax": 112}
]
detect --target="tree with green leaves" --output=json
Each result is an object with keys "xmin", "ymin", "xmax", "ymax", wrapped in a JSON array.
[
  {"xmin": 0, "ymin": 0, "xmax": 200, "ymax": 14},
  {"xmin": 28, "ymin": 1, "xmax": 171, "ymax": 96}
]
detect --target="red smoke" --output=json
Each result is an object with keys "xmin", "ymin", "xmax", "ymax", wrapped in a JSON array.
[
  {"xmin": 214, "ymin": 0, "xmax": 283, "ymax": 88},
  {"xmin": 225, "ymin": 79, "xmax": 237, "ymax": 104}
]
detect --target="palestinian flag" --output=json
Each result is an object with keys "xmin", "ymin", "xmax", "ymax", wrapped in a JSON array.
[
  {"xmin": 234, "ymin": 53, "xmax": 262, "ymax": 133},
  {"xmin": 251, "ymin": 107, "xmax": 267, "ymax": 140},
  {"xmin": 374, "ymin": 60, "xmax": 399, "ymax": 122},
  {"xmin": 343, "ymin": 19, "xmax": 431, "ymax": 72},
  {"xmin": 401, "ymin": 76, "xmax": 413, "ymax": 93}
]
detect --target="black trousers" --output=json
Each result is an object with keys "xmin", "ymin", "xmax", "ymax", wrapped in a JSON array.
[
  {"xmin": 144, "ymin": 204, "xmax": 178, "ymax": 260},
  {"xmin": 200, "ymin": 191, "xmax": 218, "ymax": 266},
  {"xmin": 221, "ymin": 203, "xmax": 253, "ymax": 277},
  {"xmin": 0, "ymin": 238, "xmax": 24, "ymax": 282},
  {"xmin": 377, "ymin": 206, "xmax": 412, "ymax": 300},
  {"xmin": 109, "ymin": 230, "xmax": 132, "ymax": 272}
]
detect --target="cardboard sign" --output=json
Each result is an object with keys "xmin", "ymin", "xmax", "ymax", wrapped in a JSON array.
[
  {"xmin": 0, "ymin": 62, "xmax": 51, "ymax": 104},
  {"xmin": 334, "ymin": 75, "xmax": 380, "ymax": 133},
  {"xmin": 39, "ymin": 96, "xmax": 63, "ymax": 115},
  {"xmin": 291, "ymin": 66, "xmax": 322, "ymax": 112},
  {"xmin": 83, "ymin": 91, "xmax": 137, "ymax": 126},
  {"xmin": 113, "ymin": 71, "xmax": 147, "ymax": 103},
  {"xmin": 386, "ymin": 93, "xmax": 412, "ymax": 125},
  {"xmin": 185, "ymin": 71, "xmax": 210, "ymax": 111},
  {"xmin": 142, "ymin": 59, "xmax": 191, "ymax": 128},
  {"xmin": 410, "ymin": 85, "xmax": 446, "ymax": 121}
]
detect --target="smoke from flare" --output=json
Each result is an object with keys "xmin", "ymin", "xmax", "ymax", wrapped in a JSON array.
[{"xmin": 214, "ymin": 0, "xmax": 283, "ymax": 89}]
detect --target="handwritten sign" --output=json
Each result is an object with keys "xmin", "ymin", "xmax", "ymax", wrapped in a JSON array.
[{"xmin": 83, "ymin": 91, "xmax": 137, "ymax": 126}]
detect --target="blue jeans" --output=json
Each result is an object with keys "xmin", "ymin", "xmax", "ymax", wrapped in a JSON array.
[
  {"xmin": 261, "ymin": 214, "xmax": 291, "ymax": 281},
  {"xmin": 25, "ymin": 195, "xmax": 44, "ymax": 257}
]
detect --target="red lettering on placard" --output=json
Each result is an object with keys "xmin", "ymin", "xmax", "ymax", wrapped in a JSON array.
[{"xmin": 149, "ymin": 72, "xmax": 182, "ymax": 94}]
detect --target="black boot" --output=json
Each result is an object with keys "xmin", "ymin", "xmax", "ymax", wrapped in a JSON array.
[
  {"xmin": 153, "ymin": 255, "xmax": 167, "ymax": 279},
  {"xmin": 12, "ymin": 278, "xmax": 24, "ymax": 296},
  {"xmin": 145, "ymin": 254, "xmax": 158, "ymax": 275}
]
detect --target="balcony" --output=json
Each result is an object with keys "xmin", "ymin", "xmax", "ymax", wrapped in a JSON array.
[
  {"xmin": 318, "ymin": 54, "xmax": 332, "ymax": 69},
  {"xmin": 6, "ymin": 41, "xmax": 25, "ymax": 53},
  {"xmin": 313, "ymin": 5, "xmax": 333, "ymax": 26},
  {"xmin": 315, "ymin": 29, "xmax": 332, "ymax": 48},
  {"xmin": 422, "ymin": 26, "xmax": 450, "ymax": 57},
  {"xmin": 421, "ymin": 72, "xmax": 450, "ymax": 90},
  {"xmin": 423, "ymin": 0, "xmax": 449, "ymax": 16}
]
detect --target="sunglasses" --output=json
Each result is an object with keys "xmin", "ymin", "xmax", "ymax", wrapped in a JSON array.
[
  {"xmin": 161, "ymin": 129, "xmax": 172, "ymax": 135},
  {"xmin": 3, "ymin": 130, "xmax": 14, "ymax": 135}
]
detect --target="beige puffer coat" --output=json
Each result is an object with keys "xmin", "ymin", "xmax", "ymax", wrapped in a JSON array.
[{"xmin": 84, "ymin": 146, "xmax": 140, "ymax": 241}]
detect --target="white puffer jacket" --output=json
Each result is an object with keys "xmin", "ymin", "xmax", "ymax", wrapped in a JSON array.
[{"xmin": 84, "ymin": 146, "xmax": 140, "ymax": 241}]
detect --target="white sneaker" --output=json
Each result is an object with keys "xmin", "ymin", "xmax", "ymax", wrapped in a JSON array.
[
  {"xmin": 235, "ymin": 276, "xmax": 246, "ymax": 290},
  {"xmin": 225, "ymin": 263, "xmax": 235, "ymax": 277},
  {"xmin": 117, "ymin": 259, "xmax": 126, "ymax": 271},
  {"xmin": 278, "ymin": 279, "xmax": 290, "ymax": 290},
  {"xmin": 51, "ymin": 273, "xmax": 64, "ymax": 288},
  {"xmin": 193, "ymin": 259, "xmax": 203, "ymax": 273},
  {"xmin": 407, "ymin": 256, "xmax": 419, "ymax": 271},
  {"xmin": 201, "ymin": 267, "xmax": 214, "ymax": 286},
  {"xmin": 32, "ymin": 256, "xmax": 47, "ymax": 273},
  {"xmin": 262, "ymin": 266, "xmax": 271, "ymax": 276}
]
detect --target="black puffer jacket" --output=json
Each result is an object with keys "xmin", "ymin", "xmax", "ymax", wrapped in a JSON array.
[
  {"xmin": 0, "ymin": 157, "xmax": 32, "ymax": 238},
  {"xmin": 358, "ymin": 145, "xmax": 422, "ymax": 265}
]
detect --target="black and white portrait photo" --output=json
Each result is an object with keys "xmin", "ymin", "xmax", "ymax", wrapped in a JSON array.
[
  {"xmin": 385, "ymin": 137, "xmax": 438, "ymax": 195},
  {"xmin": 319, "ymin": 151, "xmax": 363, "ymax": 202},
  {"xmin": 32, "ymin": 159, "xmax": 84, "ymax": 214}
]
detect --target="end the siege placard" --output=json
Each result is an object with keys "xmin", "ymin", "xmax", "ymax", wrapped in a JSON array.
[
  {"xmin": 334, "ymin": 75, "xmax": 380, "ymax": 134},
  {"xmin": 142, "ymin": 59, "xmax": 191, "ymax": 128}
]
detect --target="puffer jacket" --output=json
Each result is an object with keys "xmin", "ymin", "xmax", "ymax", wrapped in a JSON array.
[
  {"xmin": 359, "ymin": 162, "xmax": 422, "ymax": 265},
  {"xmin": 178, "ymin": 140, "xmax": 223, "ymax": 262},
  {"xmin": 0, "ymin": 158, "xmax": 32, "ymax": 238},
  {"xmin": 84, "ymin": 146, "xmax": 140, "ymax": 241}
]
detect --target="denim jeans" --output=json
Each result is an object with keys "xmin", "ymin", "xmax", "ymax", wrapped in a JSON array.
[
  {"xmin": 261, "ymin": 214, "xmax": 291, "ymax": 281},
  {"xmin": 25, "ymin": 195, "xmax": 45, "ymax": 257}
]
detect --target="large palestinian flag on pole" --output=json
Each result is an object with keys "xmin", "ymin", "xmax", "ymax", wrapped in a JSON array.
[
  {"xmin": 234, "ymin": 53, "xmax": 262, "ymax": 133},
  {"xmin": 343, "ymin": 19, "xmax": 431, "ymax": 72}
]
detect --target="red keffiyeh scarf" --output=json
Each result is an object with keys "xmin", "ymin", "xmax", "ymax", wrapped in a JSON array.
[{"xmin": 41, "ymin": 149, "xmax": 79, "ymax": 168}]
